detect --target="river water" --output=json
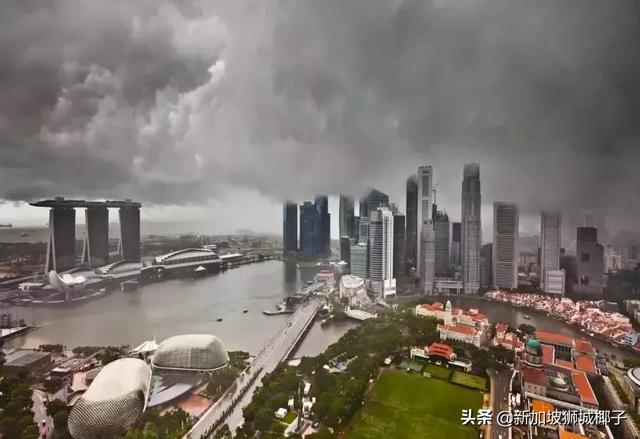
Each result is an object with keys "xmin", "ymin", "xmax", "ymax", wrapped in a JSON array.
[
  {"xmin": 3, "ymin": 261, "xmax": 358, "ymax": 356},
  {"xmin": 3, "ymin": 262, "xmax": 635, "ymax": 360}
]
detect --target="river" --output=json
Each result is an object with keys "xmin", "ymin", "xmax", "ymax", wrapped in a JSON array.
[
  {"xmin": 3, "ymin": 262, "xmax": 635, "ymax": 360},
  {"xmin": 3, "ymin": 261, "xmax": 358, "ymax": 356}
]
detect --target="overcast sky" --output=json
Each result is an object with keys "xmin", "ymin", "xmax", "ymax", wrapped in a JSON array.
[{"xmin": 1, "ymin": 0, "xmax": 639, "ymax": 239}]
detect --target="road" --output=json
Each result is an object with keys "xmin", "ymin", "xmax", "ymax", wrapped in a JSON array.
[
  {"xmin": 32, "ymin": 389, "xmax": 53, "ymax": 438},
  {"xmin": 185, "ymin": 297, "xmax": 323, "ymax": 438},
  {"xmin": 487, "ymin": 369, "xmax": 511, "ymax": 439}
]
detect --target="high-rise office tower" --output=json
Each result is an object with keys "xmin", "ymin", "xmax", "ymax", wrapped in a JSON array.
[
  {"xmin": 350, "ymin": 243, "xmax": 368, "ymax": 279},
  {"xmin": 493, "ymin": 202, "xmax": 519, "ymax": 289},
  {"xmin": 283, "ymin": 201, "xmax": 298, "ymax": 256},
  {"xmin": 359, "ymin": 217, "xmax": 370, "ymax": 245},
  {"xmin": 314, "ymin": 195, "xmax": 330, "ymax": 257},
  {"xmin": 450, "ymin": 222, "xmax": 461, "ymax": 268},
  {"xmin": 359, "ymin": 189, "xmax": 389, "ymax": 219},
  {"xmin": 540, "ymin": 211, "xmax": 564, "ymax": 294},
  {"xmin": 369, "ymin": 207, "xmax": 396, "ymax": 297},
  {"xmin": 416, "ymin": 165, "xmax": 433, "ymax": 280},
  {"xmin": 420, "ymin": 224, "xmax": 435, "ymax": 294},
  {"xmin": 406, "ymin": 175, "xmax": 418, "ymax": 270},
  {"xmin": 461, "ymin": 163, "xmax": 481, "ymax": 294},
  {"xmin": 560, "ymin": 252, "xmax": 577, "ymax": 295},
  {"xmin": 480, "ymin": 243, "xmax": 493, "ymax": 288},
  {"xmin": 353, "ymin": 216, "xmax": 361, "ymax": 243},
  {"xmin": 299, "ymin": 202, "xmax": 317, "ymax": 257},
  {"xmin": 393, "ymin": 213, "xmax": 406, "ymax": 292},
  {"xmin": 434, "ymin": 210, "xmax": 450, "ymax": 278},
  {"xmin": 339, "ymin": 195, "xmax": 355, "ymax": 239},
  {"xmin": 576, "ymin": 227, "xmax": 604, "ymax": 295}
]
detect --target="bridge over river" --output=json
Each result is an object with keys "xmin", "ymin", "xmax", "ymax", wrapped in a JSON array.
[{"xmin": 185, "ymin": 296, "xmax": 324, "ymax": 438}]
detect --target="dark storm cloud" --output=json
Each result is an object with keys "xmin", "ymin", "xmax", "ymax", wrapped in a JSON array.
[{"xmin": 0, "ymin": 0, "xmax": 639, "ymax": 230}]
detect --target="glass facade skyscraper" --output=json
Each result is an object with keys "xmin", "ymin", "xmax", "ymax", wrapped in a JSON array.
[
  {"xmin": 283, "ymin": 201, "xmax": 298, "ymax": 255},
  {"xmin": 461, "ymin": 163, "xmax": 481, "ymax": 294}
]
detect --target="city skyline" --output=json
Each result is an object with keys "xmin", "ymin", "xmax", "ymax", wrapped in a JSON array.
[{"xmin": 2, "ymin": 1, "xmax": 640, "ymax": 237}]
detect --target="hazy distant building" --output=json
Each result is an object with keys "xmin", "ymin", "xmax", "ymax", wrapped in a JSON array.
[
  {"xmin": 461, "ymin": 163, "xmax": 481, "ymax": 294},
  {"xmin": 540, "ymin": 211, "xmax": 561, "ymax": 292},
  {"xmin": 493, "ymin": 202, "xmax": 519, "ymax": 289},
  {"xmin": 339, "ymin": 195, "xmax": 355, "ymax": 239},
  {"xmin": 359, "ymin": 189, "xmax": 389, "ymax": 219},
  {"xmin": 299, "ymin": 202, "xmax": 317, "ymax": 258},
  {"xmin": 560, "ymin": 252, "xmax": 577, "ymax": 295},
  {"xmin": 353, "ymin": 216, "xmax": 361, "ymax": 243},
  {"xmin": 340, "ymin": 236, "xmax": 354, "ymax": 270},
  {"xmin": 350, "ymin": 243, "xmax": 368, "ymax": 279},
  {"xmin": 283, "ymin": 201, "xmax": 298, "ymax": 256},
  {"xmin": 576, "ymin": 227, "xmax": 605, "ymax": 295},
  {"xmin": 480, "ymin": 243, "xmax": 493, "ymax": 288},
  {"xmin": 434, "ymin": 210, "xmax": 450, "ymax": 278},
  {"xmin": 450, "ymin": 222, "xmax": 461, "ymax": 268},
  {"xmin": 369, "ymin": 207, "xmax": 396, "ymax": 297},
  {"xmin": 604, "ymin": 245, "xmax": 622, "ymax": 273},
  {"xmin": 406, "ymin": 175, "xmax": 418, "ymax": 270},
  {"xmin": 416, "ymin": 165, "xmax": 433, "ymax": 281},
  {"xmin": 420, "ymin": 225, "xmax": 436, "ymax": 294},
  {"xmin": 359, "ymin": 216, "xmax": 369, "ymax": 245},
  {"xmin": 393, "ymin": 213, "xmax": 406, "ymax": 292},
  {"xmin": 314, "ymin": 195, "xmax": 331, "ymax": 257}
]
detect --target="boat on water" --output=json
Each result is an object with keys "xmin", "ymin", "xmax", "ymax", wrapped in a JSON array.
[
  {"xmin": 243, "ymin": 308, "xmax": 248, "ymax": 313},
  {"xmin": 20, "ymin": 232, "xmax": 29, "ymax": 237},
  {"xmin": 306, "ymin": 280, "xmax": 314, "ymax": 285},
  {"xmin": 216, "ymin": 318, "xmax": 223, "ymax": 322},
  {"xmin": 523, "ymin": 315, "xmax": 531, "ymax": 320}
]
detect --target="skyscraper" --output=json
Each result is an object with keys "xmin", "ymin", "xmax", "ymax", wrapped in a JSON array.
[
  {"xmin": 299, "ymin": 202, "xmax": 317, "ymax": 258},
  {"xmin": 493, "ymin": 202, "xmax": 519, "ymax": 289},
  {"xmin": 283, "ymin": 201, "xmax": 298, "ymax": 256},
  {"xmin": 576, "ymin": 227, "xmax": 604, "ymax": 295},
  {"xmin": 359, "ymin": 189, "xmax": 389, "ymax": 219},
  {"xmin": 450, "ymin": 222, "xmax": 461, "ymax": 268},
  {"xmin": 340, "ymin": 236, "xmax": 353, "ymax": 271},
  {"xmin": 405, "ymin": 175, "xmax": 418, "ymax": 270},
  {"xmin": 480, "ymin": 243, "xmax": 493, "ymax": 288},
  {"xmin": 393, "ymin": 213, "xmax": 406, "ymax": 292},
  {"xmin": 339, "ymin": 195, "xmax": 355, "ymax": 239},
  {"xmin": 369, "ymin": 207, "xmax": 396, "ymax": 297},
  {"xmin": 350, "ymin": 243, "xmax": 368, "ymax": 279},
  {"xmin": 461, "ymin": 163, "xmax": 481, "ymax": 294},
  {"xmin": 434, "ymin": 210, "xmax": 450, "ymax": 278},
  {"xmin": 540, "ymin": 211, "xmax": 564, "ymax": 294},
  {"xmin": 416, "ymin": 165, "xmax": 433, "ymax": 281},
  {"xmin": 314, "ymin": 195, "xmax": 330, "ymax": 257}
]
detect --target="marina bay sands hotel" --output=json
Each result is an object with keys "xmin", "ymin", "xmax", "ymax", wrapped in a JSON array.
[{"xmin": 30, "ymin": 197, "xmax": 141, "ymax": 272}]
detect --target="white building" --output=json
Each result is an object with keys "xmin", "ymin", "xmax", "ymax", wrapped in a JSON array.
[
  {"xmin": 339, "ymin": 275, "xmax": 368, "ymax": 308},
  {"xmin": 461, "ymin": 163, "xmax": 481, "ymax": 294},
  {"xmin": 437, "ymin": 323, "xmax": 482, "ymax": 348},
  {"xmin": 369, "ymin": 207, "xmax": 396, "ymax": 297},
  {"xmin": 540, "ymin": 211, "xmax": 561, "ymax": 292},
  {"xmin": 544, "ymin": 269, "xmax": 566, "ymax": 296}
]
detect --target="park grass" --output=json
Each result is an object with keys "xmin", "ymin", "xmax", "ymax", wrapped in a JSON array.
[
  {"xmin": 281, "ymin": 410, "xmax": 297, "ymax": 424},
  {"xmin": 423, "ymin": 363, "xmax": 452, "ymax": 381},
  {"xmin": 344, "ymin": 370, "xmax": 482, "ymax": 439},
  {"xmin": 397, "ymin": 359, "xmax": 425, "ymax": 373},
  {"xmin": 451, "ymin": 371, "xmax": 487, "ymax": 391}
]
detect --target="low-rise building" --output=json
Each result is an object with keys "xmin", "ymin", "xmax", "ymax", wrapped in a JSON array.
[
  {"xmin": 339, "ymin": 275, "xmax": 368, "ymax": 308},
  {"xmin": 493, "ymin": 323, "xmax": 524, "ymax": 352},
  {"xmin": 437, "ymin": 323, "xmax": 482, "ymax": 348},
  {"xmin": 2, "ymin": 349, "xmax": 51, "ymax": 377}
]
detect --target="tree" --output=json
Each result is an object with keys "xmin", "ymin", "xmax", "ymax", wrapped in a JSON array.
[
  {"xmin": 22, "ymin": 425, "xmax": 40, "ymax": 439},
  {"xmin": 47, "ymin": 399, "xmax": 68, "ymax": 417},
  {"xmin": 53, "ymin": 410, "xmax": 69, "ymax": 431},
  {"xmin": 143, "ymin": 423, "xmax": 159, "ymax": 439}
]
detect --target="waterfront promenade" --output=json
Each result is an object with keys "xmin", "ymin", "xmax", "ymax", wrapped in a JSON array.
[{"xmin": 185, "ymin": 296, "xmax": 324, "ymax": 438}]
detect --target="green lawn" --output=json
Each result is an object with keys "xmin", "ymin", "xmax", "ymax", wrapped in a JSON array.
[
  {"xmin": 423, "ymin": 364, "xmax": 452, "ymax": 381},
  {"xmin": 281, "ymin": 410, "xmax": 297, "ymax": 424},
  {"xmin": 450, "ymin": 371, "xmax": 487, "ymax": 391},
  {"xmin": 345, "ymin": 370, "xmax": 482, "ymax": 439},
  {"xmin": 397, "ymin": 359, "xmax": 425, "ymax": 373}
]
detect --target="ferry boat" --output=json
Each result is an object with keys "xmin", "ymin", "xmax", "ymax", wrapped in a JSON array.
[
  {"xmin": 523, "ymin": 315, "xmax": 531, "ymax": 320},
  {"xmin": 216, "ymin": 318, "xmax": 223, "ymax": 322},
  {"xmin": 243, "ymin": 308, "xmax": 248, "ymax": 313}
]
